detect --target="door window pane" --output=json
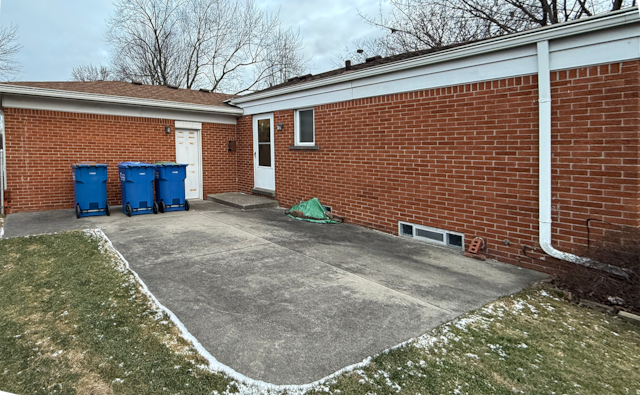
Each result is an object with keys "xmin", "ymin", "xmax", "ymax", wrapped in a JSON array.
[
  {"xmin": 259, "ymin": 143, "xmax": 271, "ymax": 167},
  {"xmin": 258, "ymin": 119, "xmax": 270, "ymax": 143},
  {"xmin": 298, "ymin": 109, "xmax": 314, "ymax": 143}
]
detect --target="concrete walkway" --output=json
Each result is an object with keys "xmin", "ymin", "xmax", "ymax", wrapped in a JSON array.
[{"xmin": 3, "ymin": 201, "xmax": 546, "ymax": 385}]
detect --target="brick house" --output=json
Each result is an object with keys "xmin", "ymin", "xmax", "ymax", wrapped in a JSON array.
[{"xmin": 1, "ymin": 8, "xmax": 638, "ymax": 274}]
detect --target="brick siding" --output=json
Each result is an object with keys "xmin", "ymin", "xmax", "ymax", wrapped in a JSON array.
[
  {"xmin": 238, "ymin": 61, "xmax": 640, "ymax": 274},
  {"xmin": 3, "ymin": 60, "xmax": 638, "ymax": 275},
  {"xmin": 3, "ymin": 109, "xmax": 236, "ymax": 213}
]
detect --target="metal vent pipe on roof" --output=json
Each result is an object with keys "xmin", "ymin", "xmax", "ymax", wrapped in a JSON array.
[{"xmin": 345, "ymin": 60, "xmax": 352, "ymax": 70}]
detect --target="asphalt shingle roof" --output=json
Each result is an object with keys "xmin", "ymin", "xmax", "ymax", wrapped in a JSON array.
[
  {"xmin": 0, "ymin": 80, "xmax": 236, "ymax": 107},
  {"xmin": 247, "ymin": 42, "xmax": 473, "ymax": 97}
]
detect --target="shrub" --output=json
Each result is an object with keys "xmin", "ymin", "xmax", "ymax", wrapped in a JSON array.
[{"xmin": 556, "ymin": 225, "xmax": 640, "ymax": 313}]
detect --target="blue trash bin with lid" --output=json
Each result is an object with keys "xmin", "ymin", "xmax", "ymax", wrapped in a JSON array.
[
  {"xmin": 153, "ymin": 162, "xmax": 190, "ymax": 212},
  {"xmin": 117, "ymin": 162, "xmax": 158, "ymax": 216},
  {"xmin": 71, "ymin": 162, "xmax": 110, "ymax": 218}
]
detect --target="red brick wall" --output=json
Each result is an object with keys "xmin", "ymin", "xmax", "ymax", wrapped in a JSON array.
[
  {"xmin": 202, "ymin": 122, "xmax": 237, "ymax": 195},
  {"xmin": 238, "ymin": 61, "xmax": 640, "ymax": 274},
  {"xmin": 3, "ymin": 109, "xmax": 236, "ymax": 213},
  {"xmin": 236, "ymin": 115, "xmax": 253, "ymax": 194}
]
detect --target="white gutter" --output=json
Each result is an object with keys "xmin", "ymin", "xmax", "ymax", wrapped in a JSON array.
[
  {"xmin": 0, "ymin": 84, "xmax": 244, "ymax": 116},
  {"xmin": 536, "ymin": 40, "xmax": 628, "ymax": 278},
  {"xmin": 230, "ymin": 7, "xmax": 639, "ymax": 105}
]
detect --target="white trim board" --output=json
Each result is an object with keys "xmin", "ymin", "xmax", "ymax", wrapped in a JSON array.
[
  {"xmin": 0, "ymin": 83, "xmax": 243, "ymax": 116},
  {"xmin": 230, "ymin": 8, "xmax": 639, "ymax": 106},
  {"xmin": 175, "ymin": 120, "xmax": 202, "ymax": 130},
  {"xmin": 233, "ymin": 12, "xmax": 640, "ymax": 115},
  {"xmin": 1, "ymin": 95, "xmax": 237, "ymax": 125}
]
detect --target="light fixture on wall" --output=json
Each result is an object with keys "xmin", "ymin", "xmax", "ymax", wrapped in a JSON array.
[
  {"xmin": 276, "ymin": 123, "xmax": 283, "ymax": 131},
  {"xmin": 165, "ymin": 126, "xmax": 171, "ymax": 134}
]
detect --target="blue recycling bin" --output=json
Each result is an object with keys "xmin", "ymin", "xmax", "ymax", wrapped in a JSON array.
[
  {"xmin": 153, "ymin": 162, "xmax": 190, "ymax": 212},
  {"xmin": 71, "ymin": 163, "xmax": 110, "ymax": 218},
  {"xmin": 117, "ymin": 162, "xmax": 158, "ymax": 216}
]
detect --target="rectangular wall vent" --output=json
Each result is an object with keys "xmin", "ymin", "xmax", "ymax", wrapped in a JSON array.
[{"xmin": 398, "ymin": 221, "xmax": 464, "ymax": 249}]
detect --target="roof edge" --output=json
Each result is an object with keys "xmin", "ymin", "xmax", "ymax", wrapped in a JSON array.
[
  {"xmin": 229, "ymin": 7, "xmax": 639, "ymax": 105},
  {"xmin": 0, "ymin": 84, "xmax": 244, "ymax": 116}
]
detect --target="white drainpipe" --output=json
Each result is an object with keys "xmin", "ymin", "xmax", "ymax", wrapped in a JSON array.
[
  {"xmin": 0, "ymin": 109, "xmax": 4, "ymax": 216},
  {"xmin": 536, "ymin": 40, "xmax": 627, "ymax": 277}
]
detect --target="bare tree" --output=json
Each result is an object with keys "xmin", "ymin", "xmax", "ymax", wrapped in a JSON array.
[
  {"xmin": 348, "ymin": 0, "xmax": 633, "ymax": 60},
  {"xmin": 0, "ymin": 25, "xmax": 22, "ymax": 79},
  {"xmin": 102, "ymin": 0, "xmax": 307, "ymax": 93},
  {"xmin": 106, "ymin": 0, "xmax": 186, "ymax": 87},
  {"xmin": 71, "ymin": 64, "xmax": 117, "ymax": 81},
  {"xmin": 253, "ymin": 27, "xmax": 308, "ymax": 90}
]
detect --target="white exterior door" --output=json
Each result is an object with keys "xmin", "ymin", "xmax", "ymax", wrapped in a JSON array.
[
  {"xmin": 253, "ymin": 113, "xmax": 275, "ymax": 191},
  {"xmin": 175, "ymin": 128, "xmax": 201, "ymax": 199}
]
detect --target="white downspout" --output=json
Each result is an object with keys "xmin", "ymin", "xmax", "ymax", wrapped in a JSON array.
[
  {"xmin": 537, "ymin": 41, "xmax": 627, "ymax": 277},
  {"xmin": 0, "ymin": 109, "xmax": 5, "ymax": 216}
]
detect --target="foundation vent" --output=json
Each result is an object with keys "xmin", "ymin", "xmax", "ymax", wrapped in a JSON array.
[{"xmin": 398, "ymin": 221, "xmax": 463, "ymax": 249}]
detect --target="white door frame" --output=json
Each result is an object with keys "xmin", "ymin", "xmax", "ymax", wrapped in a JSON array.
[
  {"xmin": 175, "ymin": 125, "xmax": 203, "ymax": 200},
  {"xmin": 252, "ymin": 112, "xmax": 275, "ymax": 191}
]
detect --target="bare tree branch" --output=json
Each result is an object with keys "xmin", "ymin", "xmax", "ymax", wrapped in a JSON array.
[
  {"xmin": 0, "ymin": 25, "xmax": 22, "ymax": 80},
  {"xmin": 97, "ymin": 0, "xmax": 306, "ymax": 92},
  {"xmin": 349, "ymin": 0, "xmax": 633, "ymax": 61},
  {"xmin": 71, "ymin": 64, "xmax": 118, "ymax": 81}
]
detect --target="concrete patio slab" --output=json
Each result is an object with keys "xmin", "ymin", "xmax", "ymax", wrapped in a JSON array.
[
  {"xmin": 3, "ymin": 209, "xmax": 96, "ymax": 238},
  {"xmin": 3, "ymin": 200, "xmax": 547, "ymax": 385},
  {"xmin": 207, "ymin": 192, "xmax": 279, "ymax": 210}
]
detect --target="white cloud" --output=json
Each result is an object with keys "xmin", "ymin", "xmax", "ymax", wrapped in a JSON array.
[{"xmin": 0, "ymin": 0, "xmax": 389, "ymax": 82}]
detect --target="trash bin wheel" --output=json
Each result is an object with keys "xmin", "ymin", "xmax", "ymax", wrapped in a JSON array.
[
  {"xmin": 153, "ymin": 202, "xmax": 159, "ymax": 214},
  {"xmin": 158, "ymin": 201, "xmax": 166, "ymax": 213},
  {"xmin": 125, "ymin": 203, "xmax": 133, "ymax": 217},
  {"xmin": 75, "ymin": 204, "xmax": 81, "ymax": 219},
  {"xmin": 106, "ymin": 204, "xmax": 111, "ymax": 216},
  {"xmin": 185, "ymin": 200, "xmax": 190, "ymax": 211}
]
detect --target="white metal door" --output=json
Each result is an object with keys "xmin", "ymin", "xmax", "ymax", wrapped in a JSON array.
[
  {"xmin": 253, "ymin": 113, "xmax": 275, "ymax": 191},
  {"xmin": 175, "ymin": 129, "xmax": 201, "ymax": 199}
]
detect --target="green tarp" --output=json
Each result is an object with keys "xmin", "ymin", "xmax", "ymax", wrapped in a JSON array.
[{"xmin": 286, "ymin": 197, "xmax": 340, "ymax": 224}]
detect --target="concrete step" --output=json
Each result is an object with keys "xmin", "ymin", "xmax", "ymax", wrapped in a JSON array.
[{"xmin": 207, "ymin": 192, "xmax": 278, "ymax": 210}]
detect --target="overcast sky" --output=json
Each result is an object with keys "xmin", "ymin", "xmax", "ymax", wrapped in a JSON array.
[{"xmin": 0, "ymin": 0, "xmax": 387, "ymax": 82}]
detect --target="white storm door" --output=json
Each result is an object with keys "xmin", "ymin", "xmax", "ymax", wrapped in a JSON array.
[
  {"xmin": 175, "ymin": 128, "xmax": 201, "ymax": 199},
  {"xmin": 253, "ymin": 113, "xmax": 275, "ymax": 191}
]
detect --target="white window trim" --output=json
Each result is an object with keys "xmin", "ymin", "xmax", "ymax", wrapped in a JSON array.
[
  {"xmin": 294, "ymin": 108, "xmax": 315, "ymax": 146},
  {"xmin": 398, "ymin": 221, "xmax": 464, "ymax": 249}
]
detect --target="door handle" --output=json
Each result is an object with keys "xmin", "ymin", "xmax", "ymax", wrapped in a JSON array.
[{"xmin": 253, "ymin": 152, "xmax": 256, "ymax": 158}]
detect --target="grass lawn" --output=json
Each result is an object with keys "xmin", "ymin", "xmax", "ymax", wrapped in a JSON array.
[{"xmin": 1, "ymin": 231, "xmax": 639, "ymax": 395}]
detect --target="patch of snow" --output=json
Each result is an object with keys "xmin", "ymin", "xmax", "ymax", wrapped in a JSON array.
[
  {"xmin": 607, "ymin": 296, "xmax": 624, "ymax": 306},
  {"xmin": 465, "ymin": 353, "xmax": 479, "ymax": 359},
  {"xmin": 517, "ymin": 343, "xmax": 528, "ymax": 349},
  {"xmin": 487, "ymin": 344, "xmax": 508, "ymax": 358}
]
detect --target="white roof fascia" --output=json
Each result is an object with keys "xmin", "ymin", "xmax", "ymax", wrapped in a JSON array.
[
  {"xmin": 0, "ymin": 84, "xmax": 244, "ymax": 116},
  {"xmin": 229, "ymin": 7, "xmax": 639, "ymax": 105}
]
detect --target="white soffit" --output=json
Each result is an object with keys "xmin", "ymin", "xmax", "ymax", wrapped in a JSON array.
[
  {"xmin": 233, "ymin": 8, "xmax": 640, "ymax": 115},
  {"xmin": 1, "ymin": 95, "xmax": 238, "ymax": 125}
]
